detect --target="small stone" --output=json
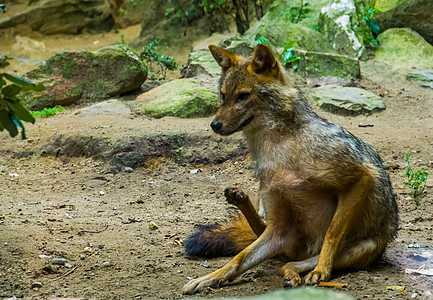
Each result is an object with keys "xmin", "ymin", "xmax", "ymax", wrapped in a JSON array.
[
  {"xmin": 99, "ymin": 190, "xmax": 105, "ymax": 196},
  {"xmin": 200, "ymin": 262, "xmax": 210, "ymax": 268},
  {"xmin": 83, "ymin": 246, "xmax": 93, "ymax": 253},
  {"xmin": 32, "ymin": 281, "xmax": 43, "ymax": 289},
  {"xmin": 148, "ymin": 221, "xmax": 159, "ymax": 230},
  {"xmin": 64, "ymin": 263, "xmax": 73, "ymax": 268},
  {"xmin": 80, "ymin": 254, "xmax": 86, "ymax": 260},
  {"xmin": 51, "ymin": 258, "xmax": 66, "ymax": 265},
  {"xmin": 124, "ymin": 167, "xmax": 133, "ymax": 173}
]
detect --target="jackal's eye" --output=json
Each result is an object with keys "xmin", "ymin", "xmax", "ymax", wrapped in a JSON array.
[{"xmin": 236, "ymin": 92, "xmax": 250, "ymax": 103}]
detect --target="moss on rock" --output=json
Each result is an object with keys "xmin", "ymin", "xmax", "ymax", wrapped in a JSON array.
[
  {"xmin": 137, "ymin": 78, "xmax": 218, "ymax": 118},
  {"xmin": 23, "ymin": 45, "xmax": 147, "ymax": 110}
]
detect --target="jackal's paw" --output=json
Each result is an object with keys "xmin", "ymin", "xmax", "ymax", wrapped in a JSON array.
[
  {"xmin": 224, "ymin": 187, "xmax": 247, "ymax": 206},
  {"xmin": 304, "ymin": 266, "xmax": 331, "ymax": 285},
  {"xmin": 283, "ymin": 274, "xmax": 302, "ymax": 288},
  {"xmin": 182, "ymin": 276, "xmax": 222, "ymax": 295}
]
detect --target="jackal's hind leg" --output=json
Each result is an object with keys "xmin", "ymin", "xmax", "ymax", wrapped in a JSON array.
[
  {"xmin": 224, "ymin": 187, "xmax": 266, "ymax": 237},
  {"xmin": 280, "ymin": 256, "xmax": 318, "ymax": 288}
]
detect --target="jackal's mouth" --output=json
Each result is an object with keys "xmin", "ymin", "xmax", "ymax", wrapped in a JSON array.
[{"xmin": 236, "ymin": 115, "xmax": 254, "ymax": 131}]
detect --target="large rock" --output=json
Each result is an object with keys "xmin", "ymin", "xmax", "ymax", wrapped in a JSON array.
[
  {"xmin": 0, "ymin": 0, "xmax": 113, "ymax": 34},
  {"xmin": 375, "ymin": 28, "xmax": 433, "ymax": 70},
  {"xmin": 374, "ymin": 0, "xmax": 433, "ymax": 45},
  {"xmin": 136, "ymin": 78, "xmax": 218, "ymax": 118},
  {"xmin": 406, "ymin": 70, "xmax": 433, "ymax": 89},
  {"xmin": 221, "ymin": 0, "xmax": 334, "ymax": 55},
  {"xmin": 318, "ymin": 0, "xmax": 373, "ymax": 59},
  {"xmin": 311, "ymin": 85, "xmax": 385, "ymax": 115},
  {"xmin": 295, "ymin": 50, "xmax": 360, "ymax": 86},
  {"xmin": 23, "ymin": 45, "xmax": 147, "ymax": 110},
  {"xmin": 181, "ymin": 50, "xmax": 221, "ymax": 78},
  {"xmin": 109, "ymin": 0, "xmax": 148, "ymax": 29}
]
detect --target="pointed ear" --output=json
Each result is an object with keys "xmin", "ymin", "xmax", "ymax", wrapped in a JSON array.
[
  {"xmin": 209, "ymin": 44, "xmax": 239, "ymax": 73},
  {"xmin": 249, "ymin": 44, "xmax": 279, "ymax": 75}
]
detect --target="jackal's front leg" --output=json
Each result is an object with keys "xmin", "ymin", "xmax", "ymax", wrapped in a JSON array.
[
  {"xmin": 305, "ymin": 170, "xmax": 374, "ymax": 284},
  {"xmin": 183, "ymin": 225, "xmax": 287, "ymax": 294}
]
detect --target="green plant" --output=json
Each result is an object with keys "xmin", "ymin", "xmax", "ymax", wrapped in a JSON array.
[
  {"xmin": 254, "ymin": 37, "xmax": 301, "ymax": 70},
  {"xmin": 0, "ymin": 62, "xmax": 44, "ymax": 139},
  {"xmin": 279, "ymin": 41, "xmax": 300, "ymax": 69},
  {"xmin": 402, "ymin": 153, "xmax": 429, "ymax": 206},
  {"xmin": 140, "ymin": 40, "xmax": 177, "ymax": 80},
  {"xmin": 31, "ymin": 105, "xmax": 66, "ymax": 118},
  {"xmin": 282, "ymin": 0, "xmax": 312, "ymax": 24},
  {"xmin": 254, "ymin": 35, "xmax": 270, "ymax": 47},
  {"xmin": 354, "ymin": 3, "xmax": 379, "ymax": 48}
]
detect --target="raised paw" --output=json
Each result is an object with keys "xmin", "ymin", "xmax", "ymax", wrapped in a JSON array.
[
  {"xmin": 224, "ymin": 186, "xmax": 248, "ymax": 206},
  {"xmin": 182, "ymin": 275, "xmax": 222, "ymax": 295},
  {"xmin": 304, "ymin": 266, "xmax": 331, "ymax": 285}
]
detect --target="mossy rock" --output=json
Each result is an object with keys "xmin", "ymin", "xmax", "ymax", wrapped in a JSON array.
[
  {"xmin": 375, "ymin": 28, "xmax": 433, "ymax": 70},
  {"xmin": 137, "ymin": 79, "xmax": 218, "ymax": 118},
  {"xmin": 220, "ymin": 0, "xmax": 334, "ymax": 56},
  {"xmin": 295, "ymin": 50, "xmax": 360, "ymax": 82},
  {"xmin": 186, "ymin": 287, "xmax": 355, "ymax": 300},
  {"xmin": 23, "ymin": 45, "xmax": 147, "ymax": 110},
  {"xmin": 181, "ymin": 50, "xmax": 221, "ymax": 78},
  {"xmin": 374, "ymin": 0, "xmax": 433, "ymax": 45},
  {"xmin": 311, "ymin": 85, "xmax": 385, "ymax": 115},
  {"xmin": 406, "ymin": 70, "xmax": 433, "ymax": 89},
  {"xmin": 318, "ymin": 0, "xmax": 373, "ymax": 59}
]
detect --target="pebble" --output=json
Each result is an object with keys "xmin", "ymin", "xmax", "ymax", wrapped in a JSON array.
[
  {"xmin": 83, "ymin": 246, "xmax": 93, "ymax": 253},
  {"xmin": 51, "ymin": 258, "xmax": 66, "ymax": 265},
  {"xmin": 31, "ymin": 281, "xmax": 43, "ymax": 289},
  {"xmin": 124, "ymin": 167, "xmax": 133, "ymax": 173},
  {"xmin": 65, "ymin": 263, "xmax": 73, "ymax": 268},
  {"xmin": 148, "ymin": 221, "xmax": 159, "ymax": 230}
]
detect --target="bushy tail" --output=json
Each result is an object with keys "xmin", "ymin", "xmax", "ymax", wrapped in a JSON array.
[{"xmin": 185, "ymin": 213, "xmax": 257, "ymax": 258}]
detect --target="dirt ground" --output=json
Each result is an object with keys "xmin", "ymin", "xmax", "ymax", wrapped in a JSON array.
[{"xmin": 1, "ymin": 26, "xmax": 433, "ymax": 300}]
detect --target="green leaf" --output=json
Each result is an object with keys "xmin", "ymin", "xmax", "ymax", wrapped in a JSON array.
[
  {"xmin": 1, "ymin": 84, "xmax": 21, "ymax": 97},
  {"xmin": 8, "ymin": 101, "xmax": 35, "ymax": 123},
  {"xmin": 2, "ymin": 73, "xmax": 34, "ymax": 86},
  {"xmin": 255, "ymin": 36, "xmax": 269, "ymax": 47},
  {"xmin": 0, "ymin": 110, "xmax": 18, "ymax": 137}
]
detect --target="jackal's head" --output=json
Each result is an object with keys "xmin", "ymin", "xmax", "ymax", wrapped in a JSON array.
[{"xmin": 208, "ymin": 44, "xmax": 288, "ymax": 136}]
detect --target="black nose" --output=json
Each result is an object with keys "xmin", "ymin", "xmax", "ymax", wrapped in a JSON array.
[{"xmin": 210, "ymin": 121, "xmax": 222, "ymax": 133}]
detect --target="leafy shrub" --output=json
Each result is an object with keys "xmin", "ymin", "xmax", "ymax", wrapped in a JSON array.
[
  {"xmin": 32, "ymin": 105, "xmax": 66, "ymax": 118},
  {"xmin": 281, "ymin": 1, "xmax": 312, "ymax": 24},
  {"xmin": 279, "ymin": 41, "xmax": 300, "ymax": 69},
  {"xmin": 140, "ymin": 40, "xmax": 178, "ymax": 80},
  {"xmin": 0, "ymin": 64, "xmax": 44, "ymax": 139},
  {"xmin": 402, "ymin": 153, "xmax": 429, "ymax": 206}
]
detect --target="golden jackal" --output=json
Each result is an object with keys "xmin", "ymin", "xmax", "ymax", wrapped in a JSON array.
[{"xmin": 183, "ymin": 44, "xmax": 399, "ymax": 294}]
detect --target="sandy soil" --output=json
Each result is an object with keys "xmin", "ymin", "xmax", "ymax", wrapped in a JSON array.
[{"xmin": 1, "ymin": 27, "xmax": 433, "ymax": 300}]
